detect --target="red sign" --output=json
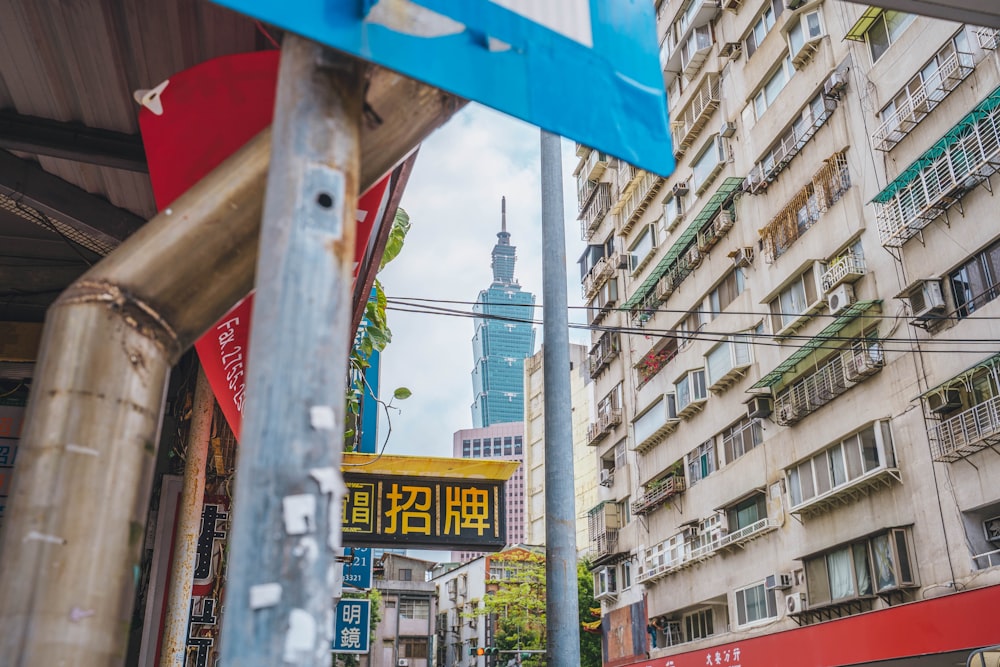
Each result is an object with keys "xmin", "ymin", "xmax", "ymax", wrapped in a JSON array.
[
  {"xmin": 139, "ymin": 51, "xmax": 391, "ymax": 438},
  {"xmin": 629, "ymin": 584, "xmax": 1000, "ymax": 667}
]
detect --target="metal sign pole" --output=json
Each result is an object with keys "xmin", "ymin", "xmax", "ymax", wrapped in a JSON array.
[{"xmin": 219, "ymin": 35, "xmax": 362, "ymax": 666}]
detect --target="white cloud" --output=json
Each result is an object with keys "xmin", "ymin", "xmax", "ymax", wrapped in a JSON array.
[{"xmin": 375, "ymin": 103, "xmax": 586, "ymax": 459}]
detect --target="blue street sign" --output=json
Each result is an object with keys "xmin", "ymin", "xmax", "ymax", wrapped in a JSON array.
[
  {"xmin": 332, "ymin": 599, "xmax": 371, "ymax": 654},
  {"xmin": 211, "ymin": 0, "xmax": 674, "ymax": 176},
  {"xmin": 343, "ymin": 547, "xmax": 374, "ymax": 591}
]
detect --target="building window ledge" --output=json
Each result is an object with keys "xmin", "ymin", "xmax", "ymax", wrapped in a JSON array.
[{"xmin": 790, "ymin": 467, "xmax": 901, "ymax": 519}]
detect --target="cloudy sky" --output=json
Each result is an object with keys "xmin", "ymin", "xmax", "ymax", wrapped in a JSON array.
[{"xmin": 375, "ymin": 103, "xmax": 590, "ymax": 459}]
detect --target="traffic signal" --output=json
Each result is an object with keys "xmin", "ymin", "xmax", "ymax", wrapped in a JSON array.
[
  {"xmin": 476, "ymin": 648, "xmax": 485, "ymax": 656},
  {"xmin": 486, "ymin": 647, "xmax": 499, "ymax": 656},
  {"xmin": 470, "ymin": 647, "xmax": 478, "ymax": 657}
]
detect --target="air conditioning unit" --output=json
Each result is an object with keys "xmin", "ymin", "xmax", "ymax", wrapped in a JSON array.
[
  {"xmin": 908, "ymin": 279, "xmax": 946, "ymax": 325},
  {"xmin": 744, "ymin": 170, "xmax": 767, "ymax": 193},
  {"xmin": 984, "ymin": 516, "xmax": 1000, "ymax": 542},
  {"xmin": 765, "ymin": 572, "xmax": 793, "ymax": 590},
  {"xmin": 746, "ymin": 395, "xmax": 773, "ymax": 420},
  {"xmin": 929, "ymin": 388, "xmax": 963, "ymax": 414},
  {"xmin": 398, "ymin": 660, "xmax": 410, "ymax": 666},
  {"xmin": 786, "ymin": 0, "xmax": 807, "ymax": 9},
  {"xmin": 673, "ymin": 181, "xmax": 690, "ymax": 196},
  {"xmin": 824, "ymin": 69, "xmax": 850, "ymax": 100},
  {"xmin": 720, "ymin": 42, "xmax": 743, "ymax": 59},
  {"xmin": 731, "ymin": 246, "xmax": 754, "ymax": 267},
  {"xmin": 720, "ymin": 121, "xmax": 737, "ymax": 138},
  {"xmin": 686, "ymin": 247, "xmax": 703, "ymax": 268},
  {"xmin": 681, "ymin": 525, "xmax": 698, "ymax": 540},
  {"xmin": 777, "ymin": 402, "xmax": 803, "ymax": 425},
  {"xmin": 599, "ymin": 468, "xmax": 613, "ymax": 486},
  {"xmin": 785, "ymin": 592, "xmax": 807, "ymax": 614},
  {"xmin": 826, "ymin": 283, "xmax": 856, "ymax": 315}
]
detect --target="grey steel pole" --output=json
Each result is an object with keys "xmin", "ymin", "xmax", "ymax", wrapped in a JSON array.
[
  {"xmin": 218, "ymin": 35, "xmax": 362, "ymax": 666},
  {"xmin": 159, "ymin": 366, "xmax": 214, "ymax": 667},
  {"xmin": 0, "ymin": 130, "xmax": 270, "ymax": 667},
  {"xmin": 540, "ymin": 130, "xmax": 581, "ymax": 667}
]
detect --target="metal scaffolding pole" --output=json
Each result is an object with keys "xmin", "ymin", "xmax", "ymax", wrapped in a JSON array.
[
  {"xmin": 218, "ymin": 35, "xmax": 362, "ymax": 666},
  {"xmin": 159, "ymin": 366, "xmax": 215, "ymax": 667},
  {"xmin": 540, "ymin": 129, "xmax": 581, "ymax": 667},
  {"xmin": 0, "ymin": 130, "xmax": 271, "ymax": 667}
]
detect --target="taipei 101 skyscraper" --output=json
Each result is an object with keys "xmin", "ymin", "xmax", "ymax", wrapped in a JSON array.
[{"xmin": 470, "ymin": 197, "xmax": 536, "ymax": 427}]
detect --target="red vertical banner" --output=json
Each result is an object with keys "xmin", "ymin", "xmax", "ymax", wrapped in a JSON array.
[{"xmin": 139, "ymin": 51, "xmax": 391, "ymax": 439}]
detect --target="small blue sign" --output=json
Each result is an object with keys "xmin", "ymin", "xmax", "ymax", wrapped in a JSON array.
[
  {"xmin": 332, "ymin": 599, "xmax": 371, "ymax": 654},
  {"xmin": 343, "ymin": 547, "xmax": 374, "ymax": 591},
  {"xmin": 211, "ymin": 0, "xmax": 674, "ymax": 176}
]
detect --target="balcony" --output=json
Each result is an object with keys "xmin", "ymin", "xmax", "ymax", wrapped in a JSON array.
[
  {"xmin": 672, "ymin": 74, "xmax": 722, "ymax": 157},
  {"xmin": 746, "ymin": 96, "xmax": 837, "ymax": 193},
  {"xmin": 581, "ymin": 252, "xmax": 618, "ymax": 300},
  {"xmin": 578, "ymin": 149, "xmax": 609, "ymax": 181},
  {"xmin": 588, "ymin": 409, "xmax": 622, "ymax": 445},
  {"xmin": 821, "ymin": 252, "xmax": 866, "ymax": 292},
  {"xmin": 717, "ymin": 518, "xmax": 780, "ymax": 551},
  {"xmin": 774, "ymin": 345, "xmax": 885, "ymax": 426},
  {"xmin": 871, "ymin": 51, "xmax": 975, "ymax": 152},
  {"xmin": 588, "ymin": 332, "xmax": 621, "ymax": 379},
  {"xmin": 616, "ymin": 161, "xmax": 640, "ymax": 201},
  {"xmin": 928, "ymin": 394, "xmax": 1000, "ymax": 462},
  {"xmin": 617, "ymin": 171, "xmax": 665, "ymax": 236},
  {"xmin": 872, "ymin": 85, "xmax": 1000, "ymax": 248},
  {"xmin": 579, "ymin": 182, "xmax": 613, "ymax": 242},
  {"xmin": 590, "ymin": 528, "xmax": 620, "ymax": 564},
  {"xmin": 631, "ymin": 476, "xmax": 686, "ymax": 516},
  {"xmin": 696, "ymin": 209, "xmax": 734, "ymax": 253}
]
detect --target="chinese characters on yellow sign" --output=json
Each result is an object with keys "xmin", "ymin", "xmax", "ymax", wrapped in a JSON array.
[{"xmin": 342, "ymin": 474, "xmax": 506, "ymax": 550}]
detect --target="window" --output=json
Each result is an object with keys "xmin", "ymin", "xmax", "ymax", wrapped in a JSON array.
[
  {"xmin": 400, "ymin": 598, "xmax": 430, "ymax": 620},
  {"xmin": 804, "ymin": 528, "xmax": 915, "ymax": 606},
  {"xmin": 462, "ymin": 439, "xmax": 471, "ymax": 457},
  {"xmin": 710, "ymin": 268, "xmax": 746, "ymax": 315},
  {"xmin": 721, "ymin": 417, "xmax": 763, "ymax": 464},
  {"xmin": 950, "ymin": 237, "xmax": 1000, "ymax": 319},
  {"xmin": 882, "ymin": 30, "xmax": 972, "ymax": 130},
  {"xmin": 629, "ymin": 224, "xmax": 658, "ymax": 274},
  {"xmin": 681, "ymin": 24, "xmax": 714, "ymax": 76},
  {"xmin": 734, "ymin": 582, "xmax": 777, "ymax": 626},
  {"xmin": 727, "ymin": 494, "xmax": 766, "ymax": 531},
  {"xmin": 400, "ymin": 637, "xmax": 429, "ymax": 659},
  {"xmin": 865, "ymin": 11, "xmax": 915, "ymax": 63},
  {"xmin": 746, "ymin": 0, "xmax": 782, "ymax": 57},
  {"xmin": 684, "ymin": 608, "xmax": 715, "ymax": 641},
  {"xmin": 675, "ymin": 369, "xmax": 707, "ymax": 411},
  {"xmin": 595, "ymin": 566, "xmax": 617, "ymax": 596},
  {"xmin": 687, "ymin": 439, "xmax": 716, "ymax": 485},
  {"xmin": 620, "ymin": 561, "xmax": 633, "ymax": 590},
  {"xmin": 691, "ymin": 136, "xmax": 728, "ymax": 194},
  {"xmin": 787, "ymin": 10, "xmax": 824, "ymax": 61},
  {"xmin": 768, "ymin": 263, "xmax": 821, "ymax": 332},
  {"xmin": 753, "ymin": 56, "xmax": 794, "ymax": 120},
  {"xmin": 617, "ymin": 498, "xmax": 632, "ymax": 526},
  {"xmin": 399, "ymin": 568, "xmax": 413, "ymax": 581},
  {"xmin": 706, "ymin": 335, "xmax": 752, "ymax": 389},
  {"xmin": 663, "ymin": 191, "xmax": 686, "ymax": 231},
  {"xmin": 786, "ymin": 422, "xmax": 896, "ymax": 507}
]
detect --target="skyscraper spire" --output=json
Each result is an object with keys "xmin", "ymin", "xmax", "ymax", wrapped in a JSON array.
[{"xmin": 491, "ymin": 196, "xmax": 516, "ymax": 285}]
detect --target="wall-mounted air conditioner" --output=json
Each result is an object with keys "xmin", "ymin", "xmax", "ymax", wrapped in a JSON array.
[
  {"xmin": 746, "ymin": 395, "xmax": 773, "ymax": 420},
  {"xmin": 399, "ymin": 659, "xmax": 410, "ymax": 666},
  {"xmin": 907, "ymin": 279, "xmax": 946, "ymax": 326},
  {"xmin": 929, "ymin": 388, "xmax": 962, "ymax": 414},
  {"xmin": 984, "ymin": 516, "xmax": 1000, "ymax": 542},
  {"xmin": 785, "ymin": 592, "xmax": 807, "ymax": 614},
  {"xmin": 731, "ymin": 246, "xmax": 754, "ymax": 267},
  {"xmin": 765, "ymin": 572, "xmax": 793, "ymax": 590},
  {"xmin": 824, "ymin": 69, "xmax": 850, "ymax": 100},
  {"xmin": 826, "ymin": 283, "xmax": 855, "ymax": 315},
  {"xmin": 673, "ymin": 180, "xmax": 690, "ymax": 196},
  {"xmin": 599, "ymin": 468, "xmax": 613, "ymax": 486},
  {"xmin": 720, "ymin": 121, "xmax": 737, "ymax": 138}
]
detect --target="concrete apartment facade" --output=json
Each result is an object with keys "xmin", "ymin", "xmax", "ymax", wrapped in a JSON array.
[
  {"xmin": 372, "ymin": 554, "xmax": 437, "ymax": 667},
  {"xmin": 524, "ymin": 343, "xmax": 597, "ymax": 553},
  {"xmin": 577, "ymin": 3, "xmax": 1000, "ymax": 667}
]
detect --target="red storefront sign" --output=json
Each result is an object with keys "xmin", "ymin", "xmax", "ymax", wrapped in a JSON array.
[
  {"xmin": 139, "ymin": 51, "xmax": 391, "ymax": 438},
  {"xmin": 629, "ymin": 584, "xmax": 1000, "ymax": 667}
]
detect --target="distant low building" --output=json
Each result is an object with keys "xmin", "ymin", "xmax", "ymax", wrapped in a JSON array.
[{"xmin": 372, "ymin": 553, "xmax": 438, "ymax": 667}]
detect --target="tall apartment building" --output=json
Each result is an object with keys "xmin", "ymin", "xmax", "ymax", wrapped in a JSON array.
[
  {"xmin": 451, "ymin": 423, "xmax": 526, "ymax": 562},
  {"xmin": 523, "ymin": 343, "xmax": 597, "ymax": 552},
  {"xmin": 577, "ymin": 3, "xmax": 1000, "ymax": 667},
  {"xmin": 471, "ymin": 198, "xmax": 537, "ymax": 427}
]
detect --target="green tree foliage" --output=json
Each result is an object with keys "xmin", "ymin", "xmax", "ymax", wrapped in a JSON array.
[
  {"xmin": 470, "ymin": 550, "xmax": 547, "ymax": 666},
  {"xmin": 577, "ymin": 560, "xmax": 602, "ymax": 667}
]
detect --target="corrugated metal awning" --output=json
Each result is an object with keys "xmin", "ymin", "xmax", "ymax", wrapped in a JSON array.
[
  {"xmin": 870, "ymin": 84, "xmax": 1000, "ymax": 204},
  {"xmin": 750, "ymin": 300, "xmax": 882, "ymax": 390},
  {"xmin": 845, "ymin": 6, "xmax": 883, "ymax": 41},
  {"xmin": 622, "ymin": 176, "xmax": 743, "ymax": 311},
  {"xmin": 920, "ymin": 352, "xmax": 1000, "ymax": 398}
]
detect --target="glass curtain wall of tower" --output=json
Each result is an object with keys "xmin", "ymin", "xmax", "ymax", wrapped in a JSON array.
[{"xmin": 471, "ymin": 197, "xmax": 536, "ymax": 427}]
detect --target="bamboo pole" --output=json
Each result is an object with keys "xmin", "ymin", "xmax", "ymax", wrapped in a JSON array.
[
  {"xmin": 0, "ymin": 130, "xmax": 270, "ymax": 667},
  {"xmin": 159, "ymin": 366, "xmax": 215, "ymax": 667}
]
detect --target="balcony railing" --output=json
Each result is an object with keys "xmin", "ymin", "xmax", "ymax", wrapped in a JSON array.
[
  {"xmin": 717, "ymin": 518, "xmax": 780, "ymax": 551},
  {"xmin": 973, "ymin": 547, "xmax": 1000, "ymax": 570},
  {"xmin": 871, "ymin": 51, "xmax": 974, "ymax": 152},
  {"xmin": 590, "ymin": 528, "xmax": 620, "ymax": 563},
  {"xmin": 617, "ymin": 161, "xmax": 640, "ymax": 200},
  {"xmin": 588, "ymin": 409, "xmax": 623, "ymax": 445},
  {"xmin": 672, "ymin": 74, "xmax": 722, "ymax": 156},
  {"xmin": 580, "ymin": 149, "xmax": 609, "ymax": 181},
  {"xmin": 976, "ymin": 27, "xmax": 1000, "ymax": 50},
  {"xmin": 746, "ymin": 96, "xmax": 836, "ymax": 193},
  {"xmin": 821, "ymin": 252, "xmax": 866, "ymax": 291},
  {"xmin": 631, "ymin": 476, "xmax": 686, "ymax": 516},
  {"xmin": 775, "ymin": 345, "xmax": 884, "ymax": 426},
  {"xmin": 580, "ymin": 182, "xmax": 613, "ymax": 241},
  {"xmin": 873, "ymin": 92, "xmax": 1000, "ymax": 248},
  {"xmin": 928, "ymin": 394, "xmax": 1000, "ymax": 462},
  {"xmin": 588, "ymin": 333, "xmax": 621, "ymax": 378},
  {"xmin": 617, "ymin": 171, "xmax": 664, "ymax": 236}
]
